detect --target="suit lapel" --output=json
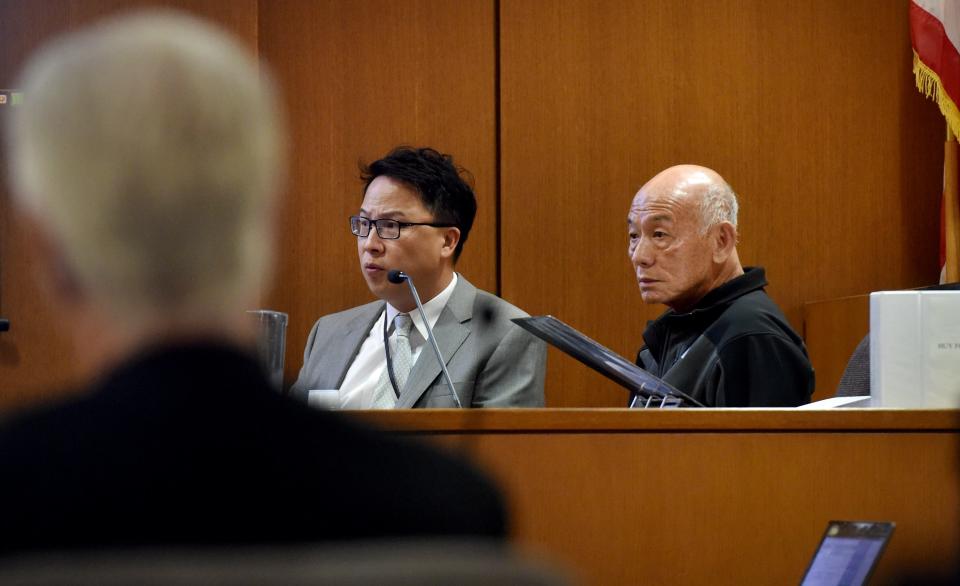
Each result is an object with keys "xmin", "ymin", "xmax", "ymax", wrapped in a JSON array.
[
  {"xmin": 395, "ymin": 277, "xmax": 475, "ymax": 408},
  {"xmin": 331, "ymin": 303, "xmax": 385, "ymax": 388}
]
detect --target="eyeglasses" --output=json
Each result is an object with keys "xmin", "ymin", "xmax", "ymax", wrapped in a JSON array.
[{"xmin": 349, "ymin": 215, "xmax": 456, "ymax": 240}]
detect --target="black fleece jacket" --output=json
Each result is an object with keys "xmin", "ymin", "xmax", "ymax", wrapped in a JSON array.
[{"xmin": 636, "ymin": 267, "xmax": 814, "ymax": 407}]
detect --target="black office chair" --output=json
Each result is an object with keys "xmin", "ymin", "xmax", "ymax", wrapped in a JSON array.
[
  {"xmin": 834, "ymin": 282, "xmax": 960, "ymax": 398},
  {"xmin": 835, "ymin": 335, "xmax": 870, "ymax": 397}
]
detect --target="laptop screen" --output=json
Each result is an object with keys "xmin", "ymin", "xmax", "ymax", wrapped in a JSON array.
[{"xmin": 800, "ymin": 521, "xmax": 894, "ymax": 586}]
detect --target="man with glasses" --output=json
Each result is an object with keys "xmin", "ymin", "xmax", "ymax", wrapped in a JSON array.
[
  {"xmin": 0, "ymin": 14, "xmax": 507, "ymax": 552},
  {"xmin": 292, "ymin": 147, "xmax": 546, "ymax": 408}
]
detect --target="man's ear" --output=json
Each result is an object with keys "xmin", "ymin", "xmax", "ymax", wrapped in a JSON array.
[
  {"xmin": 712, "ymin": 222, "xmax": 738, "ymax": 264},
  {"xmin": 440, "ymin": 226, "xmax": 461, "ymax": 259}
]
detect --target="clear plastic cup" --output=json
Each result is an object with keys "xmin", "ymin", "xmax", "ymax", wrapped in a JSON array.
[{"xmin": 247, "ymin": 310, "xmax": 288, "ymax": 391}]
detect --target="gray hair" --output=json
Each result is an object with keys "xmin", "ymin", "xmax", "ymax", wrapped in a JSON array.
[
  {"xmin": 7, "ymin": 11, "xmax": 285, "ymax": 324},
  {"xmin": 699, "ymin": 182, "xmax": 739, "ymax": 233}
]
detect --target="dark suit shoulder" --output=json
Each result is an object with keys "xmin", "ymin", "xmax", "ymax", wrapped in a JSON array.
[
  {"xmin": 262, "ymin": 396, "xmax": 508, "ymax": 537},
  {"xmin": 0, "ymin": 343, "xmax": 507, "ymax": 553}
]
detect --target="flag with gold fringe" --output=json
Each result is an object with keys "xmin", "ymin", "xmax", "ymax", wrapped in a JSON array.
[{"xmin": 910, "ymin": 0, "xmax": 960, "ymax": 282}]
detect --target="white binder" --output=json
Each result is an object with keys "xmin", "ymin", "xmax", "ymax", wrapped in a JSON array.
[{"xmin": 870, "ymin": 291, "xmax": 960, "ymax": 407}]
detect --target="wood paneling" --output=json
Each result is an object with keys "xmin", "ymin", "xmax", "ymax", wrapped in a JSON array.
[
  {"xmin": 0, "ymin": 0, "xmax": 258, "ymax": 409},
  {"xmin": 360, "ymin": 406, "xmax": 960, "ymax": 432},
  {"xmin": 500, "ymin": 0, "xmax": 945, "ymax": 406},
  {"xmin": 803, "ymin": 294, "xmax": 870, "ymax": 401},
  {"xmin": 362, "ymin": 408, "xmax": 960, "ymax": 585},
  {"xmin": 0, "ymin": 1, "xmax": 949, "ymax": 409},
  {"xmin": 257, "ymin": 0, "xmax": 497, "ymax": 388},
  {"xmin": 0, "ymin": 0, "xmax": 496, "ymax": 404}
]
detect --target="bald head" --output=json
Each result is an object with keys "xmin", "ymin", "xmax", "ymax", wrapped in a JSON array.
[
  {"xmin": 635, "ymin": 165, "xmax": 738, "ymax": 234},
  {"xmin": 627, "ymin": 165, "xmax": 743, "ymax": 312}
]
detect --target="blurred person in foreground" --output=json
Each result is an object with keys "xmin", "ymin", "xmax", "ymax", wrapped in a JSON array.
[
  {"xmin": 0, "ymin": 10, "xmax": 505, "ymax": 555},
  {"xmin": 291, "ymin": 146, "xmax": 546, "ymax": 408},
  {"xmin": 628, "ymin": 164, "xmax": 814, "ymax": 407}
]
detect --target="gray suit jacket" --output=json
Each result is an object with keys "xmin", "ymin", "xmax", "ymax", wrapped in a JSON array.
[{"xmin": 290, "ymin": 276, "xmax": 546, "ymax": 408}]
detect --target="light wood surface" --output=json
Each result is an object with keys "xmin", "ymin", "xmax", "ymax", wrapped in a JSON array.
[
  {"xmin": 499, "ymin": 0, "xmax": 945, "ymax": 407},
  {"xmin": 361, "ymin": 408, "xmax": 960, "ymax": 585},
  {"xmin": 358, "ymin": 407, "xmax": 960, "ymax": 432}
]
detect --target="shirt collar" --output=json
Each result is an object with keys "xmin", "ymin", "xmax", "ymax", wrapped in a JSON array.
[
  {"xmin": 656, "ymin": 267, "xmax": 768, "ymax": 322},
  {"xmin": 384, "ymin": 272, "xmax": 458, "ymax": 339},
  {"xmin": 688, "ymin": 266, "xmax": 767, "ymax": 311}
]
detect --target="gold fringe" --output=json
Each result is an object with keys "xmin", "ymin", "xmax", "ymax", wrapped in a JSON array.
[{"xmin": 914, "ymin": 51, "xmax": 960, "ymax": 142}]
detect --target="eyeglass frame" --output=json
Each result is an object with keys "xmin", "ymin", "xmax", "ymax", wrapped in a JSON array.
[{"xmin": 349, "ymin": 215, "xmax": 457, "ymax": 240}]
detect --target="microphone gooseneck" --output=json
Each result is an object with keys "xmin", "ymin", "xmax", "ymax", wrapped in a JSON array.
[{"xmin": 387, "ymin": 271, "xmax": 462, "ymax": 408}]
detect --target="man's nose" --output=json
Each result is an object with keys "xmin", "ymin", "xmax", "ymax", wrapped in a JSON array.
[
  {"xmin": 361, "ymin": 230, "xmax": 385, "ymax": 254},
  {"xmin": 630, "ymin": 239, "xmax": 653, "ymax": 268}
]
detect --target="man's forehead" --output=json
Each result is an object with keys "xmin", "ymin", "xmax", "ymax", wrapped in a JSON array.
[
  {"xmin": 628, "ymin": 164, "xmax": 722, "ymax": 226},
  {"xmin": 630, "ymin": 188, "xmax": 680, "ymax": 216},
  {"xmin": 628, "ymin": 186, "xmax": 706, "ymax": 229},
  {"xmin": 359, "ymin": 207, "xmax": 409, "ymax": 219},
  {"xmin": 361, "ymin": 178, "xmax": 427, "ymax": 216},
  {"xmin": 627, "ymin": 207, "xmax": 674, "ymax": 226}
]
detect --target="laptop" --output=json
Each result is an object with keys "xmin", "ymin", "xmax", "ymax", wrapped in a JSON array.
[{"xmin": 800, "ymin": 521, "xmax": 895, "ymax": 586}]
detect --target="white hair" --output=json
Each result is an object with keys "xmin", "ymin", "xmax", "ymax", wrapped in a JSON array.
[
  {"xmin": 699, "ymin": 182, "xmax": 739, "ymax": 234},
  {"xmin": 7, "ymin": 11, "xmax": 285, "ymax": 324}
]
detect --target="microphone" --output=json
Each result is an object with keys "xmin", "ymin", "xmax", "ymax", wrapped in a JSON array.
[
  {"xmin": 386, "ymin": 270, "xmax": 407, "ymax": 285},
  {"xmin": 387, "ymin": 270, "xmax": 462, "ymax": 408}
]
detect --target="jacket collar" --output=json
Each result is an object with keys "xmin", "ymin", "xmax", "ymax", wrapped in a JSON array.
[
  {"xmin": 394, "ymin": 275, "xmax": 476, "ymax": 408},
  {"xmin": 651, "ymin": 267, "xmax": 767, "ymax": 325},
  {"xmin": 643, "ymin": 267, "xmax": 767, "ymax": 349},
  {"xmin": 330, "ymin": 302, "xmax": 387, "ymax": 389},
  {"xmin": 681, "ymin": 266, "xmax": 768, "ymax": 316}
]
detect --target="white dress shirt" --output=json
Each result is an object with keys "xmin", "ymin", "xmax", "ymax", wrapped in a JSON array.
[{"xmin": 338, "ymin": 273, "xmax": 458, "ymax": 409}]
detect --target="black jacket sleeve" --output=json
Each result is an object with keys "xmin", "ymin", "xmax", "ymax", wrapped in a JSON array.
[{"xmin": 714, "ymin": 333, "xmax": 815, "ymax": 407}]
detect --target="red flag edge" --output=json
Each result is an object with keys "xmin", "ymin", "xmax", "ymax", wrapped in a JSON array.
[
  {"xmin": 915, "ymin": 51, "xmax": 960, "ymax": 140},
  {"xmin": 910, "ymin": 1, "xmax": 960, "ymax": 139}
]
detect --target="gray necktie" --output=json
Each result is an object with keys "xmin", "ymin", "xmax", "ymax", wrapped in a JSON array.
[{"xmin": 371, "ymin": 313, "xmax": 414, "ymax": 409}]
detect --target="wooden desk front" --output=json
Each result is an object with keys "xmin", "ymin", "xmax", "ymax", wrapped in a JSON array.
[{"xmin": 360, "ymin": 409, "xmax": 960, "ymax": 585}]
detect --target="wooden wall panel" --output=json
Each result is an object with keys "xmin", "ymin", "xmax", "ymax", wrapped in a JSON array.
[
  {"xmin": 257, "ymin": 0, "xmax": 497, "ymax": 388},
  {"xmin": 0, "ymin": 0, "xmax": 258, "ymax": 410},
  {"xmin": 500, "ymin": 0, "xmax": 945, "ymax": 406},
  {"xmin": 0, "ymin": 0, "xmax": 497, "ymax": 402},
  {"xmin": 803, "ymin": 294, "xmax": 870, "ymax": 402},
  {"xmin": 0, "ymin": 0, "xmax": 948, "ymax": 409}
]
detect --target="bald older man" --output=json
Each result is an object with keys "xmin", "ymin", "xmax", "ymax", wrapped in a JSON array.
[{"xmin": 627, "ymin": 165, "xmax": 814, "ymax": 407}]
